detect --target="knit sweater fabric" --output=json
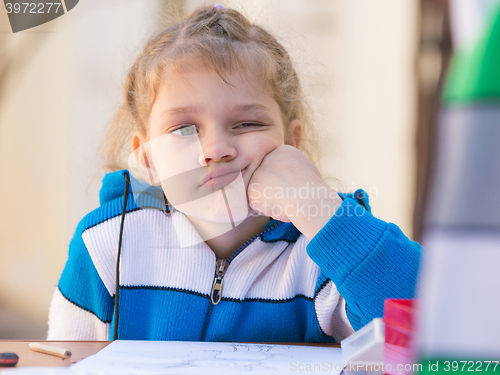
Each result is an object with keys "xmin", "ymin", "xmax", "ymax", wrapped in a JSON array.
[{"xmin": 47, "ymin": 170, "xmax": 421, "ymax": 342}]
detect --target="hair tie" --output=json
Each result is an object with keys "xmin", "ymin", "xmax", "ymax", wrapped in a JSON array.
[{"xmin": 214, "ymin": 4, "xmax": 226, "ymax": 10}]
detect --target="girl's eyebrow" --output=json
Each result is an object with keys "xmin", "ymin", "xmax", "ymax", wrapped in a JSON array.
[
  {"xmin": 161, "ymin": 105, "xmax": 201, "ymax": 117},
  {"xmin": 160, "ymin": 104, "xmax": 272, "ymax": 117},
  {"xmin": 232, "ymin": 104, "xmax": 272, "ymax": 115}
]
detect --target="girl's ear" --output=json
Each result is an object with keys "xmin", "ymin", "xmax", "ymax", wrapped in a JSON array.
[
  {"xmin": 130, "ymin": 131, "xmax": 161, "ymax": 186},
  {"xmin": 285, "ymin": 120, "xmax": 302, "ymax": 148}
]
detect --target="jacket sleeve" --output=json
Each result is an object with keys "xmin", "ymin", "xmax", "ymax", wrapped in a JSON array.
[
  {"xmin": 306, "ymin": 195, "xmax": 421, "ymax": 331},
  {"xmin": 47, "ymin": 221, "xmax": 114, "ymax": 340}
]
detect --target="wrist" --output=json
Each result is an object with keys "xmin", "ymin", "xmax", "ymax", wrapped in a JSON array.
[{"xmin": 287, "ymin": 182, "xmax": 343, "ymax": 240}]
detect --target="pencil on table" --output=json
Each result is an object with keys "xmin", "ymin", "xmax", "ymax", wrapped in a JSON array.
[{"xmin": 27, "ymin": 343, "xmax": 72, "ymax": 359}]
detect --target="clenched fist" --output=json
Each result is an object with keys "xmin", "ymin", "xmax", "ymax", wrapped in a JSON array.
[{"xmin": 247, "ymin": 145, "xmax": 342, "ymax": 240}]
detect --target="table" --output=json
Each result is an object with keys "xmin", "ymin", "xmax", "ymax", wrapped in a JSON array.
[
  {"xmin": 0, "ymin": 341, "xmax": 340, "ymax": 368},
  {"xmin": 0, "ymin": 341, "xmax": 110, "ymax": 367}
]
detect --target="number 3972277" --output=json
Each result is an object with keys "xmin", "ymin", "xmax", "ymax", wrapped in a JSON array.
[
  {"xmin": 5, "ymin": 3, "xmax": 62, "ymax": 14},
  {"xmin": 443, "ymin": 361, "xmax": 499, "ymax": 372}
]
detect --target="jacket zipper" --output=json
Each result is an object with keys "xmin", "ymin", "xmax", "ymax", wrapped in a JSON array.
[
  {"xmin": 200, "ymin": 220, "xmax": 282, "ymax": 340},
  {"xmin": 208, "ymin": 220, "xmax": 281, "ymax": 306},
  {"xmin": 210, "ymin": 258, "xmax": 229, "ymax": 305}
]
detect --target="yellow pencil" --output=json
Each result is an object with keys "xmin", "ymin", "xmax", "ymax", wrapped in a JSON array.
[{"xmin": 27, "ymin": 343, "xmax": 72, "ymax": 359}]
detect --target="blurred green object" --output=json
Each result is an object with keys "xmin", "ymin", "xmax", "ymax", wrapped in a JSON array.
[
  {"xmin": 444, "ymin": 2, "xmax": 500, "ymax": 103},
  {"xmin": 417, "ymin": 1, "xmax": 500, "ymax": 373}
]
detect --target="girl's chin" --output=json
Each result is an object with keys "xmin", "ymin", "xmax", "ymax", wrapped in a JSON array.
[
  {"xmin": 171, "ymin": 180, "xmax": 250, "ymax": 224},
  {"xmin": 174, "ymin": 202, "xmax": 252, "ymax": 226}
]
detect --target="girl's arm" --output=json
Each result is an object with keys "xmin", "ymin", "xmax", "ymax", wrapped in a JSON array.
[
  {"xmin": 248, "ymin": 145, "xmax": 421, "ymax": 331},
  {"xmin": 47, "ymin": 221, "xmax": 114, "ymax": 340},
  {"xmin": 304, "ymin": 193, "xmax": 421, "ymax": 330}
]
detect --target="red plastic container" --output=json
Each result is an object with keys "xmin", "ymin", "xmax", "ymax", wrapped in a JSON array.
[{"xmin": 383, "ymin": 299, "xmax": 416, "ymax": 375}]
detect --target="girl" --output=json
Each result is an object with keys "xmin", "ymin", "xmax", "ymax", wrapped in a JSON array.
[{"xmin": 48, "ymin": 5, "xmax": 421, "ymax": 343}]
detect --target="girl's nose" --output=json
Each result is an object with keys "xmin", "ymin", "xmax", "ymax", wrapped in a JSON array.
[{"xmin": 198, "ymin": 131, "xmax": 237, "ymax": 165}]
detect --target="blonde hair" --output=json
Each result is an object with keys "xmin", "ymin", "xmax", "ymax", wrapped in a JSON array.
[{"xmin": 101, "ymin": 6, "xmax": 320, "ymax": 172}]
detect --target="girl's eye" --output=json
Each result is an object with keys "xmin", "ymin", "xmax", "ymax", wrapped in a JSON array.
[
  {"xmin": 236, "ymin": 123, "xmax": 262, "ymax": 128},
  {"xmin": 170, "ymin": 125, "xmax": 197, "ymax": 136}
]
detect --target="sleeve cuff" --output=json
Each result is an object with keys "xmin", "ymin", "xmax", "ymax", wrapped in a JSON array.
[{"xmin": 306, "ymin": 197, "xmax": 388, "ymax": 287}]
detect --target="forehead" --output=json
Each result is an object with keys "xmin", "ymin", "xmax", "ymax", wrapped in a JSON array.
[
  {"xmin": 155, "ymin": 66, "xmax": 273, "ymax": 106},
  {"xmin": 148, "ymin": 64, "xmax": 286, "ymax": 131}
]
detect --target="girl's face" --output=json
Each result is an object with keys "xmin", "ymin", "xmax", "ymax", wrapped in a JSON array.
[{"xmin": 134, "ymin": 67, "xmax": 299, "ymax": 227}]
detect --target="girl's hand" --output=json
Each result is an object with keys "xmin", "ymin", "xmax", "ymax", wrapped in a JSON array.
[{"xmin": 247, "ymin": 145, "xmax": 343, "ymax": 240}]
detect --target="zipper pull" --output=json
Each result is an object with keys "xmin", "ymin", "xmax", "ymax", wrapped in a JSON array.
[{"xmin": 210, "ymin": 258, "xmax": 229, "ymax": 305}]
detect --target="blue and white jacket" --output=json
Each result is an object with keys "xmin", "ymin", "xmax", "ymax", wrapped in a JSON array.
[{"xmin": 47, "ymin": 170, "xmax": 421, "ymax": 342}]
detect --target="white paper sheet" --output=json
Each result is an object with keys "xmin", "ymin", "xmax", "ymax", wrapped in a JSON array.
[{"xmin": 69, "ymin": 340, "xmax": 344, "ymax": 375}]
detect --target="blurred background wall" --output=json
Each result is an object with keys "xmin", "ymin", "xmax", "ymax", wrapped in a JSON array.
[{"xmin": 0, "ymin": 0, "xmax": 418, "ymax": 338}]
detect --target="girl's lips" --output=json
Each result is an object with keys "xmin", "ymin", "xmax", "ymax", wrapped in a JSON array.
[
  {"xmin": 202, "ymin": 171, "xmax": 241, "ymax": 191},
  {"xmin": 200, "ymin": 163, "xmax": 241, "ymax": 186},
  {"xmin": 200, "ymin": 164, "xmax": 243, "ymax": 191}
]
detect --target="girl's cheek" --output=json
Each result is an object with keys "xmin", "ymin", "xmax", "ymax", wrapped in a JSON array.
[
  {"xmin": 148, "ymin": 133, "xmax": 203, "ymax": 180},
  {"xmin": 246, "ymin": 131, "xmax": 283, "ymax": 150},
  {"xmin": 256, "ymin": 137, "xmax": 284, "ymax": 156}
]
